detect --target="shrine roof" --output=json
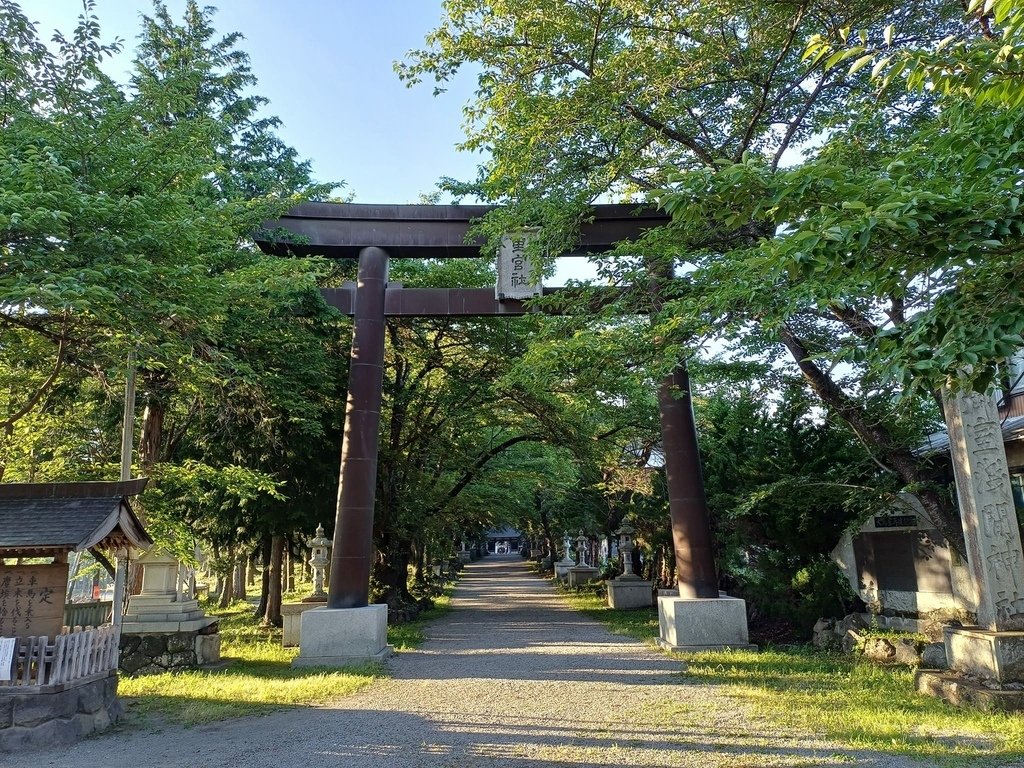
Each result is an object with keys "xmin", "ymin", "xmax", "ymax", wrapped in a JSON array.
[
  {"xmin": 255, "ymin": 202, "xmax": 671, "ymax": 259},
  {"xmin": 0, "ymin": 479, "xmax": 152, "ymax": 556},
  {"xmin": 485, "ymin": 527, "xmax": 523, "ymax": 539},
  {"xmin": 919, "ymin": 414, "xmax": 1024, "ymax": 454}
]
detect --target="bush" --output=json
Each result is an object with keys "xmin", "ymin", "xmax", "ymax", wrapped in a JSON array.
[{"xmin": 733, "ymin": 555, "xmax": 856, "ymax": 640}]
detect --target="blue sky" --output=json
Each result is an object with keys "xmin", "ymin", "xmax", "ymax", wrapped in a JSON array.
[{"xmin": 28, "ymin": 1, "xmax": 482, "ymax": 203}]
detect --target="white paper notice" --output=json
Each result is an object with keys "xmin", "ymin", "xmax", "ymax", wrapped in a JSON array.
[{"xmin": 0, "ymin": 637, "xmax": 15, "ymax": 681}]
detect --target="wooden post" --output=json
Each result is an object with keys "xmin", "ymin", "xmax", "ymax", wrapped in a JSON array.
[{"xmin": 120, "ymin": 351, "xmax": 136, "ymax": 482}]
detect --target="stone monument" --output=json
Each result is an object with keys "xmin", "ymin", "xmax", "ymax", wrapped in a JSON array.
[
  {"xmin": 120, "ymin": 549, "xmax": 221, "ymax": 673},
  {"xmin": 607, "ymin": 523, "xmax": 654, "ymax": 609},
  {"xmin": 938, "ymin": 390, "xmax": 1024, "ymax": 683}
]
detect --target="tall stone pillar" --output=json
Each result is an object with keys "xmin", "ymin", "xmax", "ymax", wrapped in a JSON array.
[{"xmin": 941, "ymin": 388, "xmax": 1024, "ymax": 682}]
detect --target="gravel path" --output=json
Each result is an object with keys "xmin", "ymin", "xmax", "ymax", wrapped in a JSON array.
[{"xmin": 13, "ymin": 557, "xmax": 934, "ymax": 767}]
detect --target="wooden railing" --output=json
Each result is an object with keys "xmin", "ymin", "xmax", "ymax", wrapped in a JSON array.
[{"xmin": 2, "ymin": 625, "xmax": 119, "ymax": 689}]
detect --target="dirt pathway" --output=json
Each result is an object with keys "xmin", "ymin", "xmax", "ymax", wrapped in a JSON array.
[{"xmin": 11, "ymin": 557, "xmax": 924, "ymax": 767}]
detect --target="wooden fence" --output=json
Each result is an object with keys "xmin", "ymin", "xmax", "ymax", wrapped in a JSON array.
[
  {"xmin": 2, "ymin": 625, "xmax": 119, "ymax": 689},
  {"xmin": 63, "ymin": 601, "xmax": 113, "ymax": 629}
]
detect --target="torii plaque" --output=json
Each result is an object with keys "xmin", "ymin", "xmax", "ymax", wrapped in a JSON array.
[{"xmin": 259, "ymin": 203, "xmax": 735, "ymax": 659}]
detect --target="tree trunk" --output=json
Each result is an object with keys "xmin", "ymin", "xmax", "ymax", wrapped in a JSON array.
[
  {"xmin": 138, "ymin": 400, "xmax": 166, "ymax": 470},
  {"xmin": 412, "ymin": 538, "xmax": 426, "ymax": 584},
  {"xmin": 778, "ymin": 323, "xmax": 965, "ymax": 556},
  {"xmin": 218, "ymin": 577, "xmax": 233, "ymax": 608},
  {"xmin": 538, "ymin": 499, "xmax": 555, "ymax": 564},
  {"xmin": 285, "ymin": 542, "xmax": 295, "ymax": 593},
  {"xmin": 375, "ymin": 535, "xmax": 414, "ymax": 606},
  {"xmin": 263, "ymin": 534, "xmax": 284, "ymax": 627},
  {"xmin": 233, "ymin": 558, "xmax": 247, "ymax": 602},
  {"xmin": 253, "ymin": 535, "xmax": 271, "ymax": 620},
  {"xmin": 218, "ymin": 544, "xmax": 235, "ymax": 610}
]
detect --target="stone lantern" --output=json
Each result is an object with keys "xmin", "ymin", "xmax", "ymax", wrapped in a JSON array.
[
  {"xmin": 576, "ymin": 531, "xmax": 589, "ymax": 567},
  {"xmin": 554, "ymin": 531, "xmax": 576, "ymax": 581},
  {"xmin": 607, "ymin": 521, "xmax": 653, "ymax": 609},
  {"xmin": 306, "ymin": 523, "xmax": 331, "ymax": 602},
  {"xmin": 616, "ymin": 523, "xmax": 637, "ymax": 578},
  {"xmin": 568, "ymin": 530, "xmax": 599, "ymax": 587}
]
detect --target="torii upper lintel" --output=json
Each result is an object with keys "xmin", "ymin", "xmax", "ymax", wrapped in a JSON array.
[{"xmin": 256, "ymin": 202, "xmax": 671, "ymax": 259}]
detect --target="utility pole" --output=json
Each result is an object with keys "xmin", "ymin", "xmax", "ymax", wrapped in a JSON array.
[
  {"xmin": 113, "ymin": 350, "xmax": 137, "ymax": 633},
  {"xmin": 120, "ymin": 351, "xmax": 136, "ymax": 482}
]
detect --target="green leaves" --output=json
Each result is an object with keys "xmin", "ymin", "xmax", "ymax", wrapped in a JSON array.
[{"xmin": 0, "ymin": 1, "xmax": 344, "ymax": 559}]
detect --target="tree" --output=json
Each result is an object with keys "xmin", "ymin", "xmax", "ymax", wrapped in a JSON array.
[
  {"xmin": 651, "ymin": 1, "xmax": 1024, "ymax": 547},
  {"xmin": 0, "ymin": 2, "xmax": 346, "ymax": 618},
  {"xmin": 401, "ymin": 0, "xmax": 972, "ymax": 567}
]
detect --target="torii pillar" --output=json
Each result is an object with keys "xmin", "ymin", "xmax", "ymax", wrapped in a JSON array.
[
  {"xmin": 294, "ymin": 248, "xmax": 392, "ymax": 666},
  {"xmin": 656, "ymin": 363, "xmax": 754, "ymax": 652}
]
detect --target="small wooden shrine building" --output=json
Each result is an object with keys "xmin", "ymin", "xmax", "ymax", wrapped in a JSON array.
[{"xmin": 0, "ymin": 479, "xmax": 151, "ymax": 751}]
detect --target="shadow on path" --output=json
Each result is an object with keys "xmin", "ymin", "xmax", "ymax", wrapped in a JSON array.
[{"xmin": 7, "ymin": 555, "xmax": 925, "ymax": 768}]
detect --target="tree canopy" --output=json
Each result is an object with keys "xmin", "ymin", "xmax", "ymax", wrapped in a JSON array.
[{"xmin": 401, "ymin": 0, "xmax": 1022, "ymax": 563}]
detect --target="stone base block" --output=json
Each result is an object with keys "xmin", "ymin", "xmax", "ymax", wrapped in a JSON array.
[
  {"xmin": 657, "ymin": 596, "xmax": 756, "ymax": 651},
  {"xmin": 0, "ymin": 673, "xmax": 120, "ymax": 752},
  {"xmin": 554, "ymin": 561, "xmax": 575, "ymax": 581},
  {"xmin": 196, "ymin": 632, "xmax": 221, "ymax": 666},
  {"xmin": 293, "ymin": 605, "xmax": 392, "ymax": 667},
  {"xmin": 607, "ymin": 578, "xmax": 653, "ymax": 609},
  {"xmin": 281, "ymin": 601, "xmax": 327, "ymax": 647},
  {"xmin": 119, "ymin": 624, "xmax": 220, "ymax": 675},
  {"xmin": 567, "ymin": 566, "xmax": 600, "ymax": 587},
  {"xmin": 945, "ymin": 626, "xmax": 1024, "ymax": 683},
  {"xmin": 917, "ymin": 669, "xmax": 1024, "ymax": 712}
]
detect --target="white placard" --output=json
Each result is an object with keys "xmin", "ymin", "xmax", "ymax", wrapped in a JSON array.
[
  {"xmin": 496, "ymin": 229, "xmax": 543, "ymax": 300},
  {"xmin": 0, "ymin": 637, "xmax": 16, "ymax": 681}
]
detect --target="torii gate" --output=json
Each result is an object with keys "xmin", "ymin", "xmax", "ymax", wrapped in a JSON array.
[{"xmin": 258, "ymin": 203, "xmax": 749, "ymax": 660}]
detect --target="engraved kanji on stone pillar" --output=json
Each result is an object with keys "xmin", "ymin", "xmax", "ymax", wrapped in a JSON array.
[{"xmin": 943, "ymin": 388, "xmax": 1024, "ymax": 631}]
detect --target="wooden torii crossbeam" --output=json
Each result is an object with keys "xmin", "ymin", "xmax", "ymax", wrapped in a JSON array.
[{"xmin": 257, "ymin": 203, "xmax": 718, "ymax": 608}]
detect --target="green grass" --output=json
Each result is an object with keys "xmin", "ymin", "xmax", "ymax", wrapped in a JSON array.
[
  {"xmin": 557, "ymin": 585, "xmax": 1024, "ymax": 765},
  {"xmin": 118, "ymin": 602, "xmax": 379, "ymax": 726},
  {"xmin": 119, "ymin": 588, "xmax": 452, "ymax": 726},
  {"xmin": 389, "ymin": 592, "xmax": 454, "ymax": 650}
]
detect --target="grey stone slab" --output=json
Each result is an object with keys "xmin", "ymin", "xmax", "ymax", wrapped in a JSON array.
[
  {"xmin": 607, "ymin": 579, "xmax": 654, "ymax": 609},
  {"xmin": 658, "ymin": 595, "xmax": 755, "ymax": 651}
]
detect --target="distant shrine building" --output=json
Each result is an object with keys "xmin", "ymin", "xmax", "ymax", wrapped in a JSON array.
[{"xmin": 485, "ymin": 528, "xmax": 524, "ymax": 555}]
